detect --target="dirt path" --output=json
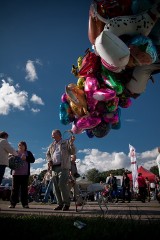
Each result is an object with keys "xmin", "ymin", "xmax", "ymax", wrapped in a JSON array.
[{"xmin": 0, "ymin": 199, "xmax": 160, "ymax": 220}]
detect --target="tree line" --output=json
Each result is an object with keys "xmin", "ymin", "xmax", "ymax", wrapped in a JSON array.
[{"xmin": 29, "ymin": 165, "xmax": 159, "ymax": 184}]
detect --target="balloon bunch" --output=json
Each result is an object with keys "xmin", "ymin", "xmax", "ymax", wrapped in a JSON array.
[{"xmin": 59, "ymin": 0, "xmax": 160, "ymax": 138}]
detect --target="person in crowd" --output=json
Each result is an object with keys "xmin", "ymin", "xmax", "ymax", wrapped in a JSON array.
[
  {"xmin": 43, "ymin": 167, "xmax": 52, "ymax": 186},
  {"xmin": 28, "ymin": 175, "xmax": 41, "ymax": 202},
  {"xmin": 121, "ymin": 172, "xmax": 131, "ymax": 203},
  {"xmin": 145, "ymin": 177, "xmax": 151, "ymax": 202},
  {"xmin": 137, "ymin": 172, "xmax": 147, "ymax": 203},
  {"xmin": 107, "ymin": 173, "xmax": 118, "ymax": 203},
  {"xmin": 9, "ymin": 141, "xmax": 35, "ymax": 208},
  {"xmin": 68, "ymin": 154, "xmax": 80, "ymax": 202},
  {"xmin": 0, "ymin": 131, "xmax": 18, "ymax": 184},
  {"xmin": 155, "ymin": 176, "xmax": 160, "ymax": 202},
  {"xmin": 46, "ymin": 129, "xmax": 76, "ymax": 211},
  {"xmin": 42, "ymin": 168, "xmax": 57, "ymax": 204}
]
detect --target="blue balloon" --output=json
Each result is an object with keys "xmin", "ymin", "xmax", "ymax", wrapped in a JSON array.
[
  {"xmin": 59, "ymin": 102, "xmax": 74, "ymax": 125},
  {"xmin": 86, "ymin": 129, "xmax": 94, "ymax": 138}
]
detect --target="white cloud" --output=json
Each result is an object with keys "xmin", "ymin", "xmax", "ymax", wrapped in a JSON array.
[
  {"xmin": 76, "ymin": 148, "xmax": 158, "ymax": 175},
  {"xmin": 25, "ymin": 60, "xmax": 38, "ymax": 82},
  {"xmin": 31, "ymin": 108, "xmax": 40, "ymax": 113},
  {"xmin": 30, "ymin": 94, "xmax": 44, "ymax": 105},
  {"xmin": 125, "ymin": 119, "xmax": 136, "ymax": 122},
  {"xmin": 4, "ymin": 148, "xmax": 158, "ymax": 179},
  {"xmin": 0, "ymin": 80, "xmax": 28, "ymax": 115}
]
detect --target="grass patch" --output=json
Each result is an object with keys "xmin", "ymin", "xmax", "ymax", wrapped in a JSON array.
[{"xmin": 0, "ymin": 214, "xmax": 160, "ymax": 239}]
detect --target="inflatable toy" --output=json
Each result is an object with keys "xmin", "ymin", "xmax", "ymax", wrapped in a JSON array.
[
  {"xmin": 126, "ymin": 63, "xmax": 160, "ymax": 94},
  {"xmin": 95, "ymin": 30, "xmax": 130, "ymax": 71},
  {"xmin": 103, "ymin": 2, "xmax": 160, "ymax": 37}
]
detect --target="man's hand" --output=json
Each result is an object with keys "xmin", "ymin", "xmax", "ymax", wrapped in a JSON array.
[{"xmin": 48, "ymin": 161, "xmax": 53, "ymax": 170}]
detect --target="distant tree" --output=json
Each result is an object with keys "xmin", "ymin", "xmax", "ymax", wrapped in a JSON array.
[
  {"xmin": 150, "ymin": 165, "xmax": 159, "ymax": 176},
  {"xmin": 85, "ymin": 168, "xmax": 128, "ymax": 183},
  {"xmin": 86, "ymin": 168, "xmax": 100, "ymax": 183}
]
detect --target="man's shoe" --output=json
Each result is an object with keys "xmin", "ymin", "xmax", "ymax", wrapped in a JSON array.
[
  {"xmin": 23, "ymin": 205, "xmax": 29, "ymax": 208},
  {"xmin": 54, "ymin": 205, "xmax": 63, "ymax": 210},
  {"xmin": 9, "ymin": 205, "xmax": 15, "ymax": 208},
  {"xmin": 62, "ymin": 205, "xmax": 69, "ymax": 211}
]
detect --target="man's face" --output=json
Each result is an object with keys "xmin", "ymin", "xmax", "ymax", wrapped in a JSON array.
[{"xmin": 52, "ymin": 131, "xmax": 61, "ymax": 142}]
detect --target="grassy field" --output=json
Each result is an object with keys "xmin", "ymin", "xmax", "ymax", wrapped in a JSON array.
[{"xmin": 0, "ymin": 214, "xmax": 160, "ymax": 239}]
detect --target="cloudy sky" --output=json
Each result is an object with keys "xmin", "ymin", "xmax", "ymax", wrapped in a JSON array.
[{"xmin": 0, "ymin": 0, "xmax": 160, "ymax": 178}]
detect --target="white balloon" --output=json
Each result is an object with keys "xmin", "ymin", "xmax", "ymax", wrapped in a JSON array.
[
  {"xmin": 126, "ymin": 63, "xmax": 160, "ymax": 94},
  {"xmin": 95, "ymin": 30, "xmax": 130, "ymax": 71}
]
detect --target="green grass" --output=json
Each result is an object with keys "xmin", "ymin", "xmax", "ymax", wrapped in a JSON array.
[{"xmin": 0, "ymin": 214, "xmax": 160, "ymax": 239}]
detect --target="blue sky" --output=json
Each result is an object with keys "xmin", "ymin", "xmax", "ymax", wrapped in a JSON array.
[{"xmin": 0, "ymin": 0, "xmax": 160, "ymax": 178}]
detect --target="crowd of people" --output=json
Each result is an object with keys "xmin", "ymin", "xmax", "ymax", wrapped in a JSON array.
[
  {"xmin": 103, "ymin": 172, "xmax": 160, "ymax": 204},
  {"xmin": 0, "ymin": 129, "xmax": 160, "ymax": 211},
  {"xmin": 0, "ymin": 129, "xmax": 80, "ymax": 211}
]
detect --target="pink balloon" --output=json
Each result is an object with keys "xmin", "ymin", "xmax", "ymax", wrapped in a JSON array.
[
  {"xmin": 85, "ymin": 91, "xmax": 98, "ymax": 112},
  {"xmin": 84, "ymin": 76, "xmax": 99, "ymax": 92},
  {"xmin": 95, "ymin": 101, "xmax": 107, "ymax": 114},
  {"xmin": 76, "ymin": 115, "xmax": 101, "ymax": 130},
  {"xmin": 93, "ymin": 88, "xmax": 116, "ymax": 101},
  {"xmin": 61, "ymin": 93, "xmax": 68, "ymax": 102},
  {"xmin": 119, "ymin": 97, "xmax": 132, "ymax": 108},
  {"xmin": 103, "ymin": 112, "xmax": 119, "ymax": 124},
  {"xmin": 71, "ymin": 123, "xmax": 84, "ymax": 134}
]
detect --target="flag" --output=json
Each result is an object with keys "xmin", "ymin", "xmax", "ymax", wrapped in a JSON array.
[
  {"xmin": 129, "ymin": 144, "xmax": 138, "ymax": 191},
  {"xmin": 156, "ymin": 147, "xmax": 160, "ymax": 176}
]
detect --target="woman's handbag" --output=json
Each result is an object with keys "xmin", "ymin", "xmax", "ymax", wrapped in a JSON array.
[{"xmin": 8, "ymin": 155, "xmax": 24, "ymax": 170}]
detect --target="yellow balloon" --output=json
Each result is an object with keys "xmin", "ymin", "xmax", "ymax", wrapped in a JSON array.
[
  {"xmin": 69, "ymin": 101, "xmax": 86, "ymax": 117},
  {"xmin": 66, "ymin": 83, "xmax": 88, "ymax": 115},
  {"xmin": 77, "ymin": 77, "xmax": 85, "ymax": 89}
]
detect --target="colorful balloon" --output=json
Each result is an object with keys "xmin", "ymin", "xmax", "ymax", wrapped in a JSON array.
[
  {"xmin": 103, "ymin": 111, "xmax": 119, "ymax": 124},
  {"xmin": 92, "ymin": 121, "xmax": 111, "ymax": 138},
  {"xmin": 61, "ymin": 93, "xmax": 68, "ymax": 103},
  {"xmin": 71, "ymin": 121, "xmax": 84, "ymax": 134},
  {"xmin": 88, "ymin": 3, "xmax": 105, "ymax": 45},
  {"xmin": 69, "ymin": 100, "xmax": 86, "ymax": 117},
  {"xmin": 65, "ymin": 83, "xmax": 88, "ymax": 114},
  {"xmin": 106, "ymin": 97, "xmax": 119, "ymax": 112},
  {"xmin": 86, "ymin": 129, "xmax": 94, "ymax": 138},
  {"xmin": 59, "ymin": 102, "xmax": 74, "ymax": 125},
  {"xmin": 76, "ymin": 115, "xmax": 101, "ymax": 130},
  {"xmin": 93, "ymin": 88, "xmax": 116, "ymax": 101},
  {"xmin": 84, "ymin": 76, "xmax": 99, "ymax": 92},
  {"xmin": 95, "ymin": 30, "xmax": 130, "ymax": 72},
  {"xmin": 85, "ymin": 91, "xmax": 98, "ymax": 113},
  {"xmin": 129, "ymin": 35, "xmax": 158, "ymax": 65},
  {"xmin": 101, "ymin": 65, "xmax": 124, "ymax": 94},
  {"xmin": 77, "ymin": 77, "xmax": 85, "ymax": 89},
  {"xmin": 119, "ymin": 97, "xmax": 132, "ymax": 108},
  {"xmin": 78, "ymin": 49, "xmax": 101, "ymax": 78}
]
